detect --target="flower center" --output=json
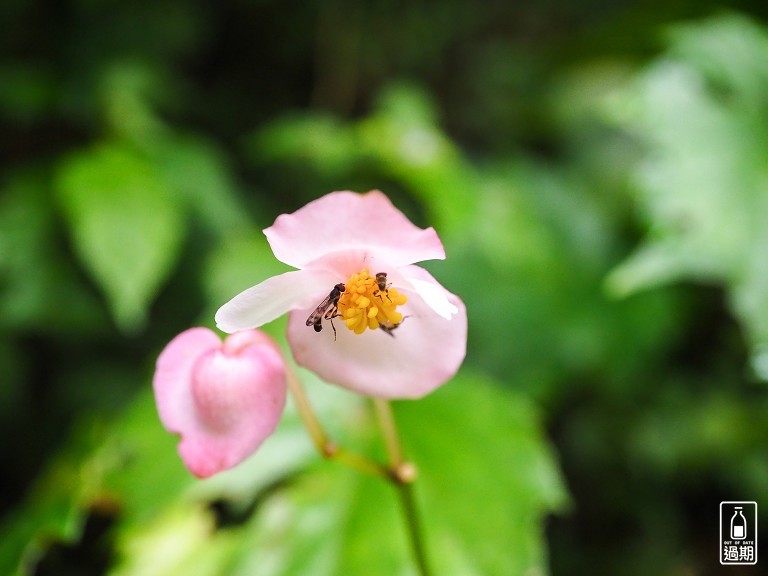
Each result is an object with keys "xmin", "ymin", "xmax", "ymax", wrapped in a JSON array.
[{"xmin": 337, "ymin": 268, "xmax": 407, "ymax": 335}]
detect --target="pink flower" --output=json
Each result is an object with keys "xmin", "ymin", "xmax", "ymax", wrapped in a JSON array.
[
  {"xmin": 153, "ymin": 327, "xmax": 287, "ymax": 478},
  {"xmin": 215, "ymin": 190, "xmax": 467, "ymax": 398}
]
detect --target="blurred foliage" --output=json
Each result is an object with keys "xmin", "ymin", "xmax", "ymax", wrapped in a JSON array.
[
  {"xmin": 605, "ymin": 14, "xmax": 768, "ymax": 379},
  {"xmin": 2, "ymin": 1, "xmax": 768, "ymax": 575},
  {"xmin": 0, "ymin": 371, "xmax": 565, "ymax": 576}
]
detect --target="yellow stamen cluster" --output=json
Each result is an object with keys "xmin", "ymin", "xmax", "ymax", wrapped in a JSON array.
[{"xmin": 337, "ymin": 269, "xmax": 407, "ymax": 335}]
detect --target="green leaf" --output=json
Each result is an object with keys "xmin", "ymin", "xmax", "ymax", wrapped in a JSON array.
[
  {"xmin": 665, "ymin": 13, "xmax": 768, "ymax": 114},
  {"xmin": 291, "ymin": 375, "xmax": 567, "ymax": 575},
  {"xmin": 397, "ymin": 373, "xmax": 569, "ymax": 575},
  {"xmin": 110, "ymin": 504, "xmax": 228, "ymax": 576},
  {"xmin": 605, "ymin": 14, "xmax": 768, "ymax": 377},
  {"xmin": 0, "ymin": 421, "xmax": 109, "ymax": 576},
  {"xmin": 247, "ymin": 373, "xmax": 569, "ymax": 576},
  {"xmin": 246, "ymin": 84, "xmax": 478, "ymax": 235},
  {"xmin": 155, "ymin": 136, "xmax": 252, "ymax": 236},
  {"xmin": 55, "ymin": 142, "xmax": 185, "ymax": 332},
  {"xmin": 357, "ymin": 84, "xmax": 478, "ymax": 234},
  {"xmin": 247, "ymin": 114, "xmax": 359, "ymax": 177},
  {"xmin": 100, "ymin": 61, "xmax": 169, "ymax": 145},
  {"xmin": 0, "ymin": 168, "xmax": 105, "ymax": 333}
]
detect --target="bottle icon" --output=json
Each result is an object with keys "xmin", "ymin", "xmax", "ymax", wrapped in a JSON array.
[{"xmin": 731, "ymin": 507, "xmax": 747, "ymax": 540}]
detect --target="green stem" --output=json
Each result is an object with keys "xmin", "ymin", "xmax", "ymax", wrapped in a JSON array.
[
  {"xmin": 285, "ymin": 366, "xmax": 328, "ymax": 451},
  {"xmin": 332, "ymin": 446, "xmax": 388, "ymax": 478},
  {"xmin": 373, "ymin": 397, "xmax": 404, "ymax": 465},
  {"xmin": 372, "ymin": 398, "xmax": 433, "ymax": 576},
  {"xmin": 285, "ymin": 365, "xmax": 387, "ymax": 478},
  {"xmin": 286, "ymin": 366, "xmax": 432, "ymax": 574},
  {"xmin": 397, "ymin": 481, "xmax": 432, "ymax": 576}
]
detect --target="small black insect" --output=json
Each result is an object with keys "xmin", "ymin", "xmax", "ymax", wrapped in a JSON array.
[
  {"xmin": 306, "ymin": 283, "xmax": 345, "ymax": 340},
  {"xmin": 373, "ymin": 271, "xmax": 392, "ymax": 303},
  {"xmin": 379, "ymin": 315, "xmax": 410, "ymax": 338}
]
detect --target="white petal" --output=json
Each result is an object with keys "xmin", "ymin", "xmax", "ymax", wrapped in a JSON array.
[
  {"xmin": 398, "ymin": 267, "xmax": 459, "ymax": 319},
  {"xmin": 215, "ymin": 268, "xmax": 340, "ymax": 333}
]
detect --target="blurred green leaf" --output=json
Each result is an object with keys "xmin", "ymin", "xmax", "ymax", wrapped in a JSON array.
[
  {"xmin": 154, "ymin": 136, "xmax": 252, "ymax": 236},
  {"xmin": 111, "ymin": 504, "xmax": 227, "ymax": 576},
  {"xmin": 98, "ymin": 390, "xmax": 196, "ymax": 527},
  {"xmin": 0, "ymin": 168, "xmax": 105, "ymax": 333},
  {"xmin": 249, "ymin": 114, "xmax": 359, "ymax": 178},
  {"xmin": 631, "ymin": 387, "xmax": 768, "ymax": 483},
  {"xmin": 55, "ymin": 142, "xmax": 185, "ymax": 332},
  {"xmin": 605, "ymin": 14, "xmax": 768, "ymax": 378},
  {"xmin": 245, "ymin": 84, "xmax": 477, "ymax": 234},
  {"xmin": 356, "ymin": 84, "xmax": 478, "ymax": 234},
  {"xmin": 398, "ymin": 373, "xmax": 568, "ymax": 575},
  {"xmin": 0, "ymin": 421, "xmax": 107, "ymax": 576},
  {"xmin": 214, "ymin": 373, "xmax": 567, "ymax": 576},
  {"xmin": 100, "ymin": 61, "xmax": 170, "ymax": 145},
  {"xmin": 666, "ymin": 13, "xmax": 768, "ymax": 114},
  {"xmin": 436, "ymin": 159, "xmax": 684, "ymax": 399}
]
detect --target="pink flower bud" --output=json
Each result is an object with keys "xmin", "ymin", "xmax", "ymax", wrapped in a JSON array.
[{"xmin": 153, "ymin": 328, "xmax": 286, "ymax": 478}]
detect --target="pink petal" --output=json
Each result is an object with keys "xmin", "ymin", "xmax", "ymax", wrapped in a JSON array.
[
  {"xmin": 215, "ymin": 268, "xmax": 340, "ymax": 333},
  {"xmin": 153, "ymin": 328, "xmax": 287, "ymax": 478},
  {"xmin": 396, "ymin": 265, "xmax": 460, "ymax": 320},
  {"xmin": 264, "ymin": 190, "xmax": 446, "ymax": 269},
  {"xmin": 285, "ymin": 269, "xmax": 467, "ymax": 398},
  {"xmin": 153, "ymin": 327, "xmax": 221, "ymax": 434}
]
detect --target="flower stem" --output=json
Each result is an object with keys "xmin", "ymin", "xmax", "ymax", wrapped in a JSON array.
[
  {"xmin": 284, "ymin": 365, "xmax": 329, "ymax": 452},
  {"xmin": 285, "ymin": 365, "xmax": 388, "ymax": 478},
  {"xmin": 397, "ymin": 481, "xmax": 431, "ymax": 576},
  {"xmin": 372, "ymin": 398, "xmax": 433, "ymax": 576},
  {"xmin": 285, "ymin": 365, "xmax": 432, "ymax": 574},
  {"xmin": 373, "ymin": 397, "xmax": 404, "ymax": 465}
]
